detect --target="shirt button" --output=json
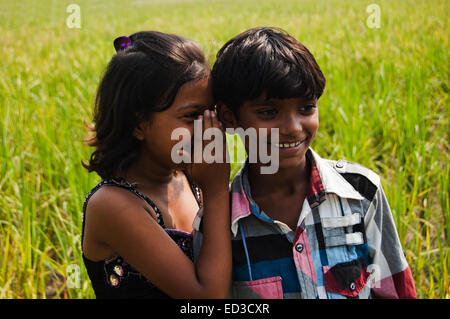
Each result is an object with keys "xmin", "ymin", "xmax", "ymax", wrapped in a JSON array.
[
  {"xmin": 349, "ymin": 282, "xmax": 356, "ymax": 291},
  {"xmin": 335, "ymin": 160, "xmax": 345, "ymax": 169},
  {"xmin": 295, "ymin": 243, "xmax": 303, "ymax": 253}
]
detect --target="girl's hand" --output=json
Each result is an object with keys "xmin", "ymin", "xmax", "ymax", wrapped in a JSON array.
[{"xmin": 187, "ymin": 109, "xmax": 230, "ymax": 192}]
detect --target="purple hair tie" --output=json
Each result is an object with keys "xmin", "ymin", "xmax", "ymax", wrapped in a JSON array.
[{"xmin": 113, "ymin": 36, "xmax": 132, "ymax": 53}]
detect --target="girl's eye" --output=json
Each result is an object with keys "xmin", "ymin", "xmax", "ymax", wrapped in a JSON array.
[
  {"xmin": 185, "ymin": 112, "xmax": 202, "ymax": 119},
  {"xmin": 185, "ymin": 113, "xmax": 198, "ymax": 118},
  {"xmin": 185, "ymin": 107, "xmax": 215, "ymax": 119}
]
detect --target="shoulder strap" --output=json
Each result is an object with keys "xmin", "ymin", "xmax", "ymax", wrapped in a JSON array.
[
  {"xmin": 183, "ymin": 171, "xmax": 202, "ymax": 207},
  {"xmin": 81, "ymin": 179, "xmax": 166, "ymax": 246},
  {"xmin": 183, "ymin": 171, "xmax": 204, "ymax": 233}
]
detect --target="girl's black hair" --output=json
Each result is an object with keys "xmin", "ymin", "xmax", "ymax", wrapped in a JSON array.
[
  {"xmin": 83, "ymin": 31, "xmax": 209, "ymax": 179},
  {"xmin": 211, "ymin": 27, "xmax": 326, "ymax": 115}
]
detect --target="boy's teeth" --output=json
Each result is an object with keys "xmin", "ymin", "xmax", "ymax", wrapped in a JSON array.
[{"xmin": 275, "ymin": 141, "xmax": 301, "ymax": 148}]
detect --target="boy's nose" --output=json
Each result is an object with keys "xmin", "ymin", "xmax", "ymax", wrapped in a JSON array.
[{"xmin": 279, "ymin": 114, "xmax": 302, "ymax": 136}]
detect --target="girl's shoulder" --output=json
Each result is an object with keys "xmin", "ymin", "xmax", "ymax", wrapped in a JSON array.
[{"xmin": 83, "ymin": 178, "xmax": 162, "ymax": 226}]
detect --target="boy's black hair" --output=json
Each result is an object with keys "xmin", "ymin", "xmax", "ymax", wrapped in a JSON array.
[
  {"xmin": 211, "ymin": 27, "xmax": 326, "ymax": 114},
  {"xmin": 83, "ymin": 31, "xmax": 209, "ymax": 179}
]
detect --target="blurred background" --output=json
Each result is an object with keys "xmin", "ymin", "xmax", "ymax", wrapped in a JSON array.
[{"xmin": 0, "ymin": 0, "xmax": 448, "ymax": 298}]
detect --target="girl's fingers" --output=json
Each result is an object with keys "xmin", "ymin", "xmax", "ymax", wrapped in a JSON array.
[
  {"xmin": 203, "ymin": 109, "xmax": 212, "ymax": 132},
  {"xmin": 202, "ymin": 110, "xmax": 213, "ymax": 161},
  {"xmin": 193, "ymin": 115, "xmax": 203, "ymax": 162},
  {"xmin": 211, "ymin": 110, "xmax": 220, "ymax": 128},
  {"xmin": 211, "ymin": 111, "xmax": 228, "ymax": 162}
]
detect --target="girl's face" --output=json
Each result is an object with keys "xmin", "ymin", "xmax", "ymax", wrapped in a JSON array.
[
  {"xmin": 235, "ymin": 95, "xmax": 319, "ymax": 170},
  {"xmin": 134, "ymin": 76, "xmax": 215, "ymax": 170}
]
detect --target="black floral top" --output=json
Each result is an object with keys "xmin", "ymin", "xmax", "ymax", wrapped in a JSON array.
[{"xmin": 81, "ymin": 174, "xmax": 202, "ymax": 299}]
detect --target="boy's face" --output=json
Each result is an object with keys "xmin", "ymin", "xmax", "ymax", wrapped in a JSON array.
[{"xmin": 220, "ymin": 94, "xmax": 318, "ymax": 170}]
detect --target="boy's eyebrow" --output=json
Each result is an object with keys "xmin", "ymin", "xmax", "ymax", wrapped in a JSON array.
[
  {"xmin": 248, "ymin": 96, "xmax": 275, "ymax": 107},
  {"xmin": 250, "ymin": 96, "xmax": 318, "ymax": 107}
]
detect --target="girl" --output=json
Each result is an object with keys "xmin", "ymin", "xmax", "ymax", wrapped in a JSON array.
[{"xmin": 82, "ymin": 31, "xmax": 231, "ymax": 298}]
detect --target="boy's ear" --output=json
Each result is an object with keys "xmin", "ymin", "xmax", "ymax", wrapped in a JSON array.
[{"xmin": 216, "ymin": 101, "xmax": 238, "ymax": 129}]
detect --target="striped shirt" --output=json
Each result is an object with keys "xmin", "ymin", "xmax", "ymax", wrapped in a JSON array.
[{"xmin": 226, "ymin": 148, "xmax": 416, "ymax": 299}]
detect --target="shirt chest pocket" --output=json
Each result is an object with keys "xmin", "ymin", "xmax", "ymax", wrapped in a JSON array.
[
  {"xmin": 230, "ymin": 222, "xmax": 285, "ymax": 299},
  {"xmin": 322, "ymin": 257, "xmax": 370, "ymax": 298},
  {"xmin": 230, "ymin": 276, "xmax": 283, "ymax": 299}
]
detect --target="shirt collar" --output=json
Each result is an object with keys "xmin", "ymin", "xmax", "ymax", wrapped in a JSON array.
[
  {"xmin": 309, "ymin": 148, "xmax": 364, "ymax": 201},
  {"xmin": 230, "ymin": 148, "xmax": 364, "ymax": 236}
]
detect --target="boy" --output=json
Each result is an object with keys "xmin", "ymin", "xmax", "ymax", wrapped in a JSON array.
[{"xmin": 208, "ymin": 27, "xmax": 416, "ymax": 299}]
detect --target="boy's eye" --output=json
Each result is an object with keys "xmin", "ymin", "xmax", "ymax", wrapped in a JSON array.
[
  {"xmin": 258, "ymin": 109, "xmax": 277, "ymax": 116},
  {"xmin": 298, "ymin": 105, "xmax": 316, "ymax": 113}
]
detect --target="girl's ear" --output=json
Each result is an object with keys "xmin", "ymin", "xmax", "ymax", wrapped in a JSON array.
[
  {"xmin": 133, "ymin": 113, "xmax": 148, "ymax": 141},
  {"xmin": 216, "ymin": 102, "xmax": 238, "ymax": 129},
  {"xmin": 133, "ymin": 121, "xmax": 145, "ymax": 141}
]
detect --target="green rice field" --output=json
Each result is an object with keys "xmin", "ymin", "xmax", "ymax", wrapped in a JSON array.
[{"xmin": 0, "ymin": 0, "xmax": 448, "ymax": 298}]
